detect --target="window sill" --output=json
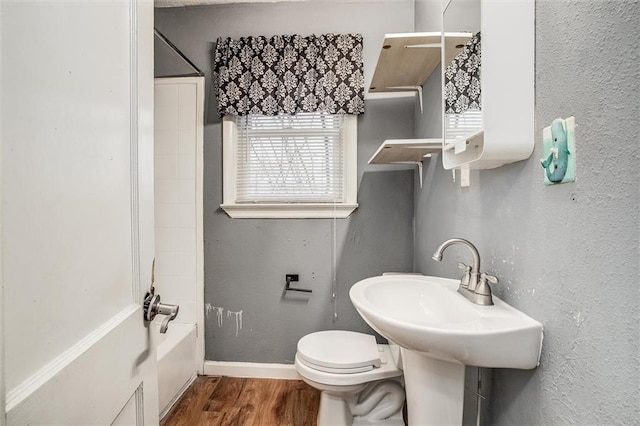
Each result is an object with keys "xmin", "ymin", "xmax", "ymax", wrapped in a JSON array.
[{"xmin": 220, "ymin": 203, "xmax": 359, "ymax": 219}]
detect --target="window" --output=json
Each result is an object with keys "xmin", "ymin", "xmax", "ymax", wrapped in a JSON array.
[{"xmin": 221, "ymin": 113, "xmax": 358, "ymax": 218}]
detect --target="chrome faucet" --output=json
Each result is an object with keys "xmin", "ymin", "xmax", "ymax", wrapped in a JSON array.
[{"xmin": 432, "ymin": 238, "xmax": 498, "ymax": 306}]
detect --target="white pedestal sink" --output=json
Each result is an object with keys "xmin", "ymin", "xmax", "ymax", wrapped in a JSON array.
[{"xmin": 349, "ymin": 275, "xmax": 543, "ymax": 425}]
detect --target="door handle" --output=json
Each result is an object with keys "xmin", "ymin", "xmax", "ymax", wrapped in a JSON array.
[
  {"xmin": 143, "ymin": 292, "xmax": 180, "ymax": 334},
  {"xmin": 143, "ymin": 259, "xmax": 179, "ymax": 333}
]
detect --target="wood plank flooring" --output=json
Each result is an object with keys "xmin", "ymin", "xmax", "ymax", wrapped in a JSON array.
[{"xmin": 160, "ymin": 376, "xmax": 321, "ymax": 426}]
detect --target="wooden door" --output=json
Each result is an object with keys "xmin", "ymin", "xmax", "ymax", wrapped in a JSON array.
[{"xmin": 1, "ymin": 1, "xmax": 158, "ymax": 424}]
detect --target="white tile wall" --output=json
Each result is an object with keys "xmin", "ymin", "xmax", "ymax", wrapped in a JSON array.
[
  {"xmin": 156, "ymin": 179, "xmax": 180, "ymax": 204},
  {"xmin": 155, "ymin": 156, "xmax": 178, "ymax": 180},
  {"xmin": 155, "ymin": 202, "xmax": 196, "ymax": 229},
  {"xmin": 156, "ymin": 228, "xmax": 195, "ymax": 253},
  {"xmin": 155, "ymin": 130, "xmax": 179, "ymax": 155},
  {"xmin": 154, "ymin": 82, "xmax": 199, "ymax": 325},
  {"xmin": 177, "ymin": 156, "xmax": 195, "ymax": 179},
  {"xmin": 154, "ymin": 276, "xmax": 196, "ymax": 302},
  {"xmin": 178, "ymin": 129, "xmax": 197, "ymax": 155},
  {"xmin": 178, "ymin": 84, "xmax": 197, "ymax": 129}
]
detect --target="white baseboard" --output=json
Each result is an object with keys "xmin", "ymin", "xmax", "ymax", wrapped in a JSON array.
[{"xmin": 203, "ymin": 361, "xmax": 299, "ymax": 380}]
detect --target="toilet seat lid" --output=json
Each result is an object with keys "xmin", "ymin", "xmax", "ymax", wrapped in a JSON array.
[{"xmin": 297, "ymin": 330, "xmax": 381, "ymax": 372}]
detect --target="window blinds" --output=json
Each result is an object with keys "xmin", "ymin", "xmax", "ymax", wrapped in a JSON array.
[
  {"xmin": 445, "ymin": 109, "xmax": 483, "ymax": 142},
  {"xmin": 234, "ymin": 113, "xmax": 346, "ymax": 203}
]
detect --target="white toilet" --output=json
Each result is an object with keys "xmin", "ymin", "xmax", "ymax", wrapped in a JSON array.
[{"xmin": 294, "ymin": 330, "xmax": 405, "ymax": 426}]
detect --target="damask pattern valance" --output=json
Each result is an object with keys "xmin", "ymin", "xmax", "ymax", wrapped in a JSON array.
[
  {"xmin": 212, "ymin": 33, "xmax": 364, "ymax": 117},
  {"xmin": 444, "ymin": 32, "xmax": 481, "ymax": 114}
]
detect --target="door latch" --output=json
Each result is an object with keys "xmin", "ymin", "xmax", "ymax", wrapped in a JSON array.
[{"xmin": 143, "ymin": 259, "xmax": 179, "ymax": 334}]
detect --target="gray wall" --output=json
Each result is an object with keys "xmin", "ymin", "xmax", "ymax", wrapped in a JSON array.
[
  {"xmin": 414, "ymin": 1, "xmax": 640, "ymax": 424},
  {"xmin": 204, "ymin": 99, "xmax": 415, "ymax": 362},
  {"xmin": 155, "ymin": 2, "xmax": 417, "ymax": 363}
]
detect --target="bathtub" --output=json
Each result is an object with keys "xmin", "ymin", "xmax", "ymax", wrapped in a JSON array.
[{"xmin": 154, "ymin": 322, "xmax": 198, "ymax": 418}]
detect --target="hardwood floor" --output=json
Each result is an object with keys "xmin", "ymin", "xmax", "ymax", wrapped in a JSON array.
[{"xmin": 160, "ymin": 376, "xmax": 321, "ymax": 426}]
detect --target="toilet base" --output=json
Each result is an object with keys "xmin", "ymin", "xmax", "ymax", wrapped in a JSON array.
[
  {"xmin": 317, "ymin": 393, "xmax": 353, "ymax": 426},
  {"xmin": 317, "ymin": 389, "xmax": 405, "ymax": 426}
]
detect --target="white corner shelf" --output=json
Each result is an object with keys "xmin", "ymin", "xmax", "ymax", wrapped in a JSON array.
[
  {"xmin": 368, "ymin": 139, "xmax": 442, "ymax": 165},
  {"xmin": 369, "ymin": 32, "xmax": 472, "ymax": 95},
  {"xmin": 368, "ymin": 139, "xmax": 442, "ymax": 188}
]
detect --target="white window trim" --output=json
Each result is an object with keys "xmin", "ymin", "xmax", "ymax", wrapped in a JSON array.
[{"xmin": 221, "ymin": 114, "xmax": 358, "ymax": 219}]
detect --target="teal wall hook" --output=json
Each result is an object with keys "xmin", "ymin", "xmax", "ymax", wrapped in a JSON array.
[{"xmin": 541, "ymin": 116, "xmax": 576, "ymax": 185}]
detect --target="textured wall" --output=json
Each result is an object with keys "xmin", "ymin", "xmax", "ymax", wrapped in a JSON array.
[
  {"xmin": 155, "ymin": 2, "xmax": 417, "ymax": 363},
  {"xmin": 414, "ymin": 1, "xmax": 640, "ymax": 424},
  {"xmin": 203, "ymin": 99, "xmax": 415, "ymax": 362}
]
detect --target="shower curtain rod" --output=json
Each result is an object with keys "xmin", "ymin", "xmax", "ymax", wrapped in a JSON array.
[{"xmin": 154, "ymin": 27, "xmax": 205, "ymax": 77}]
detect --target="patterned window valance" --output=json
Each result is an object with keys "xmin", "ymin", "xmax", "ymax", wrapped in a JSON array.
[
  {"xmin": 444, "ymin": 32, "xmax": 481, "ymax": 114},
  {"xmin": 212, "ymin": 33, "xmax": 364, "ymax": 117}
]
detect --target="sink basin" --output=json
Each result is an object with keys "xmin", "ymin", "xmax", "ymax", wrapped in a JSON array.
[
  {"xmin": 349, "ymin": 274, "xmax": 543, "ymax": 369},
  {"xmin": 350, "ymin": 274, "xmax": 543, "ymax": 425},
  {"xmin": 350, "ymin": 275, "xmax": 543, "ymax": 425}
]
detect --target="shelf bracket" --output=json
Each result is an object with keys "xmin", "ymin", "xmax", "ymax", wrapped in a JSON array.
[
  {"xmin": 385, "ymin": 85, "xmax": 423, "ymax": 113},
  {"xmin": 391, "ymin": 161, "xmax": 424, "ymax": 189}
]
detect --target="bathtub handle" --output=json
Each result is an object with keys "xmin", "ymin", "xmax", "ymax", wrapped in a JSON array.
[{"xmin": 143, "ymin": 292, "xmax": 180, "ymax": 334}]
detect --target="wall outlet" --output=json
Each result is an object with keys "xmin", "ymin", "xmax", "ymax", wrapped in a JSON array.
[{"xmin": 541, "ymin": 116, "xmax": 576, "ymax": 185}]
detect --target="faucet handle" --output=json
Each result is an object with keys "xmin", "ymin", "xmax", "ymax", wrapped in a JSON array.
[
  {"xmin": 480, "ymin": 272, "xmax": 499, "ymax": 284},
  {"xmin": 458, "ymin": 262, "xmax": 471, "ymax": 272},
  {"xmin": 458, "ymin": 262, "xmax": 472, "ymax": 288},
  {"xmin": 475, "ymin": 272, "xmax": 499, "ymax": 304}
]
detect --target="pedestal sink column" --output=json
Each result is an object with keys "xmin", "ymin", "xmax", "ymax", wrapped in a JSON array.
[{"xmin": 401, "ymin": 349, "xmax": 465, "ymax": 426}]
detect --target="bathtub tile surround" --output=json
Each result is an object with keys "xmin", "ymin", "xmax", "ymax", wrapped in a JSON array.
[
  {"xmin": 154, "ymin": 79, "xmax": 203, "ymax": 327},
  {"xmin": 154, "ymin": 77, "xmax": 205, "ymax": 416}
]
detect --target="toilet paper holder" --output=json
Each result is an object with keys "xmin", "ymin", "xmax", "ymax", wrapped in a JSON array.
[{"xmin": 285, "ymin": 274, "xmax": 312, "ymax": 293}]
